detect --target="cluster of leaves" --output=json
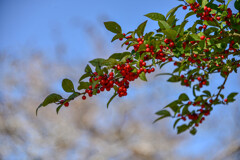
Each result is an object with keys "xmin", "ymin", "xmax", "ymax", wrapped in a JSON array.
[{"xmin": 37, "ymin": 0, "xmax": 240, "ymax": 135}]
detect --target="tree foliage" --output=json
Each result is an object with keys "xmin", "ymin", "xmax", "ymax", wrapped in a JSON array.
[{"xmin": 37, "ymin": 0, "xmax": 240, "ymax": 135}]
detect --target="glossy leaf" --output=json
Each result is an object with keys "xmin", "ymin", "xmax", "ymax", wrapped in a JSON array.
[
  {"xmin": 62, "ymin": 79, "xmax": 75, "ymax": 93},
  {"xmin": 104, "ymin": 21, "xmax": 122, "ymax": 33}
]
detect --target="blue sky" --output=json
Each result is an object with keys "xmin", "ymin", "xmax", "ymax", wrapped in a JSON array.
[{"xmin": 1, "ymin": 0, "xmax": 239, "ymax": 159}]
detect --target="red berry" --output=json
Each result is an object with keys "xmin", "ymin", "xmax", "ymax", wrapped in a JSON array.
[
  {"xmin": 224, "ymin": 99, "xmax": 228, "ymax": 102},
  {"xmin": 169, "ymin": 42, "xmax": 175, "ymax": 48},
  {"xmin": 64, "ymin": 102, "xmax": 69, "ymax": 107},
  {"xmin": 183, "ymin": 6, "xmax": 187, "ymax": 10},
  {"xmin": 197, "ymin": 77, "xmax": 202, "ymax": 81},
  {"xmin": 164, "ymin": 38, "xmax": 169, "ymax": 44},
  {"xmin": 200, "ymin": 35, "xmax": 205, "ymax": 40},
  {"xmin": 82, "ymin": 96, "xmax": 86, "ymax": 100}
]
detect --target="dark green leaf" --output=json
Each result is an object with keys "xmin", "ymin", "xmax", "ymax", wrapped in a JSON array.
[
  {"xmin": 153, "ymin": 115, "xmax": 170, "ymax": 123},
  {"xmin": 167, "ymin": 75, "xmax": 181, "ymax": 82},
  {"xmin": 203, "ymin": 90, "xmax": 211, "ymax": 97},
  {"xmin": 145, "ymin": 13, "xmax": 165, "ymax": 21},
  {"xmin": 177, "ymin": 124, "xmax": 189, "ymax": 134},
  {"xmin": 62, "ymin": 79, "xmax": 75, "ymax": 93},
  {"xmin": 190, "ymin": 127, "xmax": 197, "ymax": 135},
  {"xmin": 107, "ymin": 93, "xmax": 117, "ymax": 108},
  {"xmin": 182, "ymin": 105, "xmax": 190, "ymax": 115},
  {"xmin": 36, "ymin": 103, "xmax": 43, "ymax": 116},
  {"xmin": 235, "ymin": 0, "xmax": 240, "ymax": 11},
  {"xmin": 85, "ymin": 64, "xmax": 92, "ymax": 73},
  {"xmin": 104, "ymin": 21, "xmax": 122, "ymax": 33},
  {"xmin": 42, "ymin": 93, "xmax": 63, "ymax": 106},
  {"xmin": 173, "ymin": 118, "xmax": 181, "ymax": 128},
  {"xmin": 111, "ymin": 33, "xmax": 125, "ymax": 42},
  {"xmin": 136, "ymin": 20, "xmax": 148, "ymax": 37},
  {"xmin": 227, "ymin": 92, "xmax": 238, "ymax": 101},
  {"xmin": 56, "ymin": 104, "xmax": 63, "ymax": 114},
  {"xmin": 155, "ymin": 110, "xmax": 171, "ymax": 117},
  {"xmin": 179, "ymin": 93, "xmax": 189, "ymax": 101}
]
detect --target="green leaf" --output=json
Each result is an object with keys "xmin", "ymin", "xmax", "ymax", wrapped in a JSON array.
[
  {"xmin": 182, "ymin": 105, "xmax": 190, "ymax": 115},
  {"xmin": 136, "ymin": 20, "xmax": 148, "ymax": 37},
  {"xmin": 165, "ymin": 100, "xmax": 182, "ymax": 112},
  {"xmin": 167, "ymin": 15, "xmax": 176, "ymax": 26},
  {"xmin": 162, "ymin": 29, "xmax": 178, "ymax": 40},
  {"xmin": 190, "ymin": 127, "xmax": 197, "ymax": 135},
  {"xmin": 109, "ymin": 52, "xmax": 131, "ymax": 60},
  {"xmin": 139, "ymin": 72, "xmax": 147, "ymax": 81},
  {"xmin": 79, "ymin": 73, "xmax": 92, "ymax": 82},
  {"xmin": 111, "ymin": 33, "xmax": 125, "ymax": 42},
  {"xmin": 201, "ymin": 0, "xmax": 208, "ymax": 8},
  {"xmin": 103, "ymin": 58, "xmax": 118, "ymax": 66},
  {"xmin": 167, "ymin": 75, "xmax": 181, "ymax": 82},
  {"xmin": 178, "ymin": 20, "xmax": 188, "ymax": 35},
  {"xmin": 62, "ymin": 79, "xmax": 75, "ymax": 93},
  {"xmin": 36, "ymin": 103, "xmax": 43, "ymax": 116},
  {"xmin": 173, "ymin": 118, "xmax": 181, "ymax": 128},
  {"xmin": 177, "ymin": 124, "xmax": 189, "ymax": 134},
  {"xmin": 227, "ymin": 92, "xmax": 238, "ymax": 101},
  {"xmin": 158, "ymin": 20, "xmax": 171, "ymax": 30},
  {"xmin": 78, "ymin": 82, "xmax": 90, "ymax": 90},
  {"xmin": 184, "ymin": 12, "xmax": 195, "ymax": 20},
  {"xmin": 107, "ymin": 93, "xmax": 117, "ymax": 108},
  {"xmin": 104, "ymin": 21, "xmax": 122, "ymax": 34},
  {"xmin": 179, "ymin": 93, "xmax": 189, "ymax": 101},
  {"xmin": 56, "ymin": 104, "xmax": 63, "ymax": 114},
  {"xmin": 42, "ymin": 93, "xmax": 63, "ymax": 106},
  {"xmin": 203, "ymin": 90, "xmax": 211, "ymax": 97},
  {"xmin": 145, "ymin": 13, "xmax": 165, "ymax": 21},
  {"xmin": 153, "ymin": 115, "xmax": 170, "ymax": 123},
  {"xmin": 189, "ymin": 34, "xmax": 201, "ymax": 41},
  {"xmin": 235, "ymin": 0, "xmax": 240, "ymax": 11},
  {"xmin": 166, "ymin": 4, "xmax": 183, "ymax": 18},
  {"xmin": 155, "ymin": 110, "xmax": 171, "ymax": 117},
  {"xmin": 144, "ymin": 32, "xmax": 155, "ymax": 40},
  {"xmin": 85, "ymin": 64, "xmax": 92, "ymax": 73},
  {"xmin": 89, "ymin": 58, "xmax": 105, "ymax": 67}
]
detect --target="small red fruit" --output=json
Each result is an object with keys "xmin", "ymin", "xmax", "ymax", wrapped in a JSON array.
[
  {"xmin": 64, "ymin": 102, "xmax": 69, "ymax": 107},
  {"xmin": 183, "ymin": 6, "xmax": 187, "ymax": 10},
  {"xmin": 200, "ymin": 35, "xmax": 205, "ymax": 40},
  {"xmin": 82, "ymin": 96, "xmax": 86, "ymax": 100},
  {"xmin": 224, "ymin": 99, "xmax": 228, "ymax": 102}
]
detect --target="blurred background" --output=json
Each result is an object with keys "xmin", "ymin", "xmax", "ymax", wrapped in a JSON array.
[{"xmin": 0, "ymin": 0, "xmax": 240, "ymax": 159}]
